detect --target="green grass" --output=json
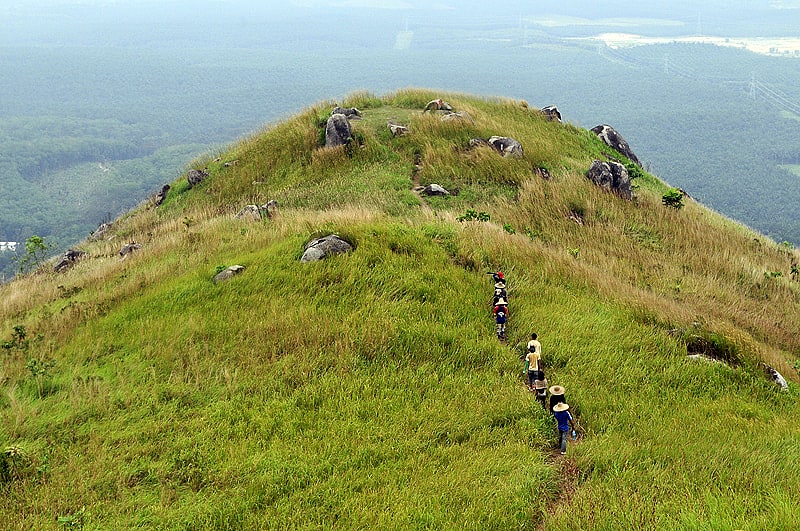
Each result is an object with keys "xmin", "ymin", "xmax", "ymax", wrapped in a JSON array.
[{"xmin": 2, "ymin": 89, "xmax": 800, "ymax": 529}]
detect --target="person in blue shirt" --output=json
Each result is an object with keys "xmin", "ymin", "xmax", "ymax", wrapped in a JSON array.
[{"xmin": 552, "ymin": 402, "xmax": 576, "ymax": 455}]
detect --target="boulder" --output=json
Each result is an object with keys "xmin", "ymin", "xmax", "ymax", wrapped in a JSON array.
[
  {"xmin": 53, "ymin": 249, "xmax": 87, "ymax": 273},
  {"xmin": 591, "ymin": 124, "xmax": 641, "ymax": 167},
  {"xmin": 325, "ymin": 113, "xmax": 352, "ymax": 147},
  {"xmin": 154, "ymin": 184, "xmax": 170, "ymax": 207},
  {"xmin": 387, "ymin": 122, "xmax": 409, "ymax": 137},
  {"xmin": 213, "ymin": 265, "xmax": 245, "ymax": 283},
  {"xmin": 119, "ymin": 242, "xmax": 142, "ymax": 258},
  {"xmin": 90, "ymin": 223, "xmax": 113, "ymax": 241},
  {"xmin": 441, "ymin": 111, "xmax": 474, "ymax": 123},
  {"xmin": 332, "ymin": 106, "xmax": 361, "ymax": 119},
  {"xmin": 187, "ymin": 169, "xmax": 208, "ymax": 187},
  {"xmin": 540, "ymin": 105, "xmax": 562, "ymax": 122},
  {"xmin": 301, "ymin": 234, "xmax": 353, "ymax": 263},
  {"xmin": 586, "ymin": 160, "xmax": 633, "ymax": 200},
  {"xmin": 421, "ymin": 184, "xmax": 450, "ymax": 196},
  {"xmin": 488, "ymin": 136, "xmax": 524, "ymax": 158},
  {"xmin": 235, "ymin": 200, "xmax": 278, "ymax": 221},
  {"xmin": 762, "ymin": 363, "xmax": 789, "ymax": 391},
  {"xmin": 235, "ymin": 205, "xmax": 262, "ymax": 220}
]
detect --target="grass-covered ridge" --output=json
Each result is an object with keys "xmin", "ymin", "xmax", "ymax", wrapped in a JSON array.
[{"xmin": 2, "ymin": 89, "xmax": 799, "ymax": 529}]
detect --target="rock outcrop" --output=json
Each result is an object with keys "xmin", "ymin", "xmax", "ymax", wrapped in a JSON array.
[
  {"xmin": 441, "ymin": 111, "xmax": 474, "ymax": 123},
  {"xmin": 235, "ymin": 200, "xmax": 278, "ymax": 221},
  {"xmin": 325, "ymin": 113, "xmax": 352, "ymax": 147},
  {"xmin": 421, "ymin": 184, "xmax": 450, "ymax": 196},
  {"xmin": 154, "ymin": 184, "xmax": 170, "ymax": 207},
  {"xmin": 301, "ymin": 234, "xmax": 353, "ymax": 263},
  {"xmin": 488, "ymin": 136, "xmax": 524, "ymax": 158},
  {"xmin": 586, "ymin": 160, "xmax": 633, "ymax": 200},
  {"xmin": 332, "ymin": 106, "xmax": 361, "ymax": 119},
  {"xmin": 187, "ymin": 169, "xmax": 208, "ymax": 187},
  {"xmin": 762, "ymin": 363, "xmax": 789, "ymax": 391},
  {"xmin": 388, "ymin": 121, "xmax": 408, "ymax": 137},
  {"xmin": 540, "ymin": 105, "xmax": 562, "ymax": 122},
  {"xmin": 53, "ymin": 249, "xmax": 87, "ymax": 273},
  {"xmin": 119, "ymin": 242, "xmax": 142, "ymax": 258},
  {"xmin": 213, "ymin": 265, "xmax": 245, "ymax": 283},
  {"xmin": 591, "ymin": 124, "xmax": 641, "ymax": 167},
  {"xmin": 89, "ymin": 223, "xmax": 113, "ymax": 242}
]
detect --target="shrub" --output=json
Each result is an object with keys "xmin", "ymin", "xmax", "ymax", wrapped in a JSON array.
[{"xmin": 662, "ymin": 188, "xmax": 684, "ymax": 209}]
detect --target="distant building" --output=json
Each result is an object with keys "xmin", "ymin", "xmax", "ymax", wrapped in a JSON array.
[{"xmin": 0, "ymin": 242, "xmax": 18, "ymax": 252}]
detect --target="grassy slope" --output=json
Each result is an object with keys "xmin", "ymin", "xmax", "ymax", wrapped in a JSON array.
[{"xmin": 1, "ymin": 89, "xmax": 799, "ymax": 529}]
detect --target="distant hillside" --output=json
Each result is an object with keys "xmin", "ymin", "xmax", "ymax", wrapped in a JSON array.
[{"xmin": 1, "ymin": 90, "xmax": 798, "ymax": 529}]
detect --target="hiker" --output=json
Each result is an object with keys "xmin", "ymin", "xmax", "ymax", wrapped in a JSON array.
[
  {"xmin": 553, "ymin": 402, "xmax": 576, "ymax": 455},
  {"xmin": 492, "ymin": 285, "xmax": 507, "ymax": 305},
  {"xmin": 525, "ymin": 334, "xmax": 542, "ymax": 390},
  {"xmin": 493, "ymin": 297, "xmax": 508, "ymax": 340},
  {"xmin": 549, "ymin": 385, "xmax": 566, "ymax": 413},
  {"xmin": 534, "ymin": 379, "xmax": 548, "ymax": 408},
  {"xmin": 487, "ymin": 270, "xmax": 505, "ymax": 284}
]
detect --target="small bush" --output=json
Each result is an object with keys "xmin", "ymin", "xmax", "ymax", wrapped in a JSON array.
[{"xmin": 662, "ymin": 188, "xmax": 684, "ymax": 209}]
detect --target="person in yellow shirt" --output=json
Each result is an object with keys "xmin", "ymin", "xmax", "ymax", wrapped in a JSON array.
[{"xmin": 524, "ymin": 333, "xmax": 542, "ymax": 390}]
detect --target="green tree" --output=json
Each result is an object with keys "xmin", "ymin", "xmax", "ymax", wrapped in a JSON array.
[{"xmin": 14, "ymin": 235, "xmax": 52, "ymax": 274}]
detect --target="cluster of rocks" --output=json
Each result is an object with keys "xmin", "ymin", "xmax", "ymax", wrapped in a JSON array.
[
  {"xmin": 235, "ymin": 200, "xmax": 278, "ymax": 221},
  {"xmin": 187, "ymin": 169, "xmax": 209, "ymax": 187},
  {"xmin": 325, "ymin": 106, "xmax": 361, "ymax": 148},
  {"xmin": 53, "ymin": 249, "xmax": 87, "ymax": 273}
]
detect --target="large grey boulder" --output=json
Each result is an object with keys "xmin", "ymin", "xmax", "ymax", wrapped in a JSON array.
[
  {"xmin": 488, "ymin": 136, "xmax": 524, "ymax": 158},
  {"xmin": 187, "ymin": 169, "xmax": 208, "ymax": 187},
  {"xmin": 586, "ymin": 160, "xmax": 633, "ymax": 200},
  {"xmin": 325, "ymin": 113, "xmax": 352, "ymax": 147},
  {"xmin": 591, "ymin": 124, "xmax": 641, "ymax": 167},
  {"xmin": 53, "ymin": 249, "xmax": 87, "ymax": 273},
  {"xmin": 540, "ymin": 105, "xmax": 562, "ymax": 123},
  {"xmin": 213, "ymin": 265, "xmax": 245, "ymax": 283},
  {"xmin": 301, "ymin": 234, "xmax": 353, "ymax": 263}
]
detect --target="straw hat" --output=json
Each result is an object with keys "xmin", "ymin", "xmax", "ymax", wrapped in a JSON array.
[
  {"xmin": 534, "ymin": 380, "xmax": 547, "ymax": 389},
  {"xmin": 494, "ymin": 282, "xmax": 506, "ymax": 289},
  {"xmin": 549, "ymin": 385, "xmax": 565, "ymax": 396},
  {"xmin": 495, "ymin": 298, "xmax": 507, "ymax": 305},
  {"xmin": 553, "ymin": 402, "xmax": 569, "ymax": 412}
]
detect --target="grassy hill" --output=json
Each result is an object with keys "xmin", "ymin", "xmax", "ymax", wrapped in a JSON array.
[{"xmin": 1, "ymin": 89, "xmax": 799, "ymax": 529}]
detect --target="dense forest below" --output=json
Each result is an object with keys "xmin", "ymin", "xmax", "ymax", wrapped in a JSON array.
[{"xmin": 2, "ymin": 4, "xmax": 800, "ymax": 279}]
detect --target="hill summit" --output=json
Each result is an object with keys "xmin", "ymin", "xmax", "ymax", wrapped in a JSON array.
[{"xmin": 2, "ymin": 89, "xmax": 799, "ymax": 529}]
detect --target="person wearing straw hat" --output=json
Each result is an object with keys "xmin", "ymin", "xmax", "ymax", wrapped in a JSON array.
[
  {"xmin": 492, "ymin": 284, "xmax": 507, "ymax": 305},
  {"xmin": 549, "ymin": 385, "xmax": 566, "ymax": 413},
  {"xmin": 553, "ymin": 402, "xmax": 576, "ymax": 455},
  {"xmin": 534, "ymin": 379, "xmax": 548, "ymax": 408},
  {"xmin": 493, "ymin": 297, "xmax": 508, "ymax": 340}
]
